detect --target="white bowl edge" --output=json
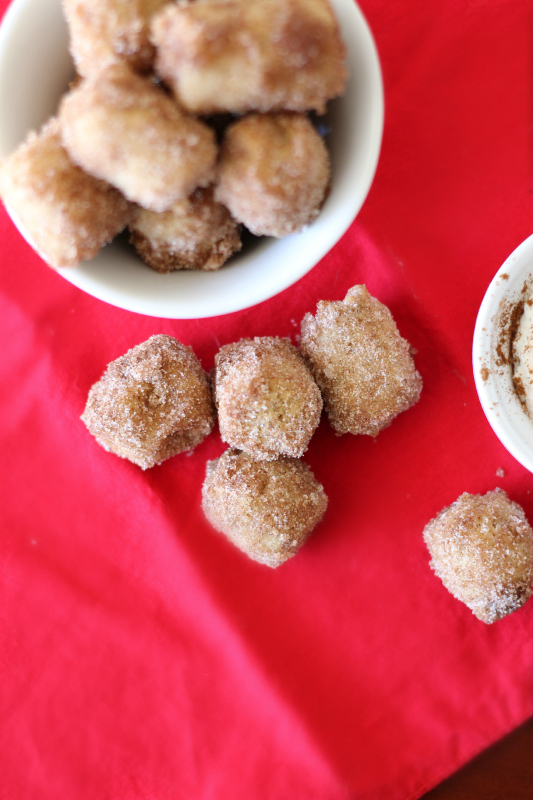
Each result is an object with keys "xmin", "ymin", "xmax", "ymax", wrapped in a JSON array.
[{"xmin": 473, "ymin": 232, "xmax": 533, "ymax": 473}]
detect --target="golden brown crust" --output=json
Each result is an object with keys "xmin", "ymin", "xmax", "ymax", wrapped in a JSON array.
[
  {"xmin": 129, "ymin": 187, "xmax": 242, "ymax": 272},
  {"xmin": 423, "ymin": 490, "xmax": 533, "ymax": 623},
  {"xmin": 62, "ymin": 0, "xmax": 168, "ymax": 77},
  {"xmin": 82, "ymin": 335, "xmax": 215, "ymax": 469},
  {"xmin": 213, "ymin": 336, "xmax": 323, "ymax": 460},
  {"xmin": 215, "ymin": 112, "xmax": 330, "ymax": 237},
  {"xmin": 202, "ymin": 449, "xmax": 328, "ymax": 567},
  {"xmin": 300, "ymin": 285, "xmax": 423, "ymax": 436},
  {"xmin": 0, "ymin": 118, "xmax": 133, "ymax": 269},
  {"xmin": 151, "ymin": 0, "xmax": 347, "ymax": 116},
  {"xmin": 58, "ymin": 63, "xmax": 217, "ymax": 212}
]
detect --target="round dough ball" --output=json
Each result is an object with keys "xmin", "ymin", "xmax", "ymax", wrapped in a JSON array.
[
  {"xmin": 0, "ymin": 118, "xmax": 133, "ymax": 269},
  {"xmin": 59, "ymin": 63, "xmax": 217, "ymax": 212},
  {"xmin": 150, "ymin": 0, "xmax": 347, "ymax": 116},
  {"xmin": 423, "ymin": 489, "xmax": 533, "ymax": 623},
  {"xmin": 300, "ymin": 285, "xmax": 422, "ymax": 436},
  {"xmin": 202, "ymin": 449, "xmax": 328, "ymax": 567},
  {"xmin": 215, "ymin": 112, "xmax": 330, "ymax": 237},
  {"xmin": 82, "ymin": 335, "xmax": 215, "ymax": 469},
  {"xmin": 213, "ymin": 336, "xmax": 323, "ymax": 460},
  {"xmin": 63, "ymin": 0, "xmax": 169, "ymax": 78},
  {"xmin": 129, "ymin": 187, "xmax": 242, "ymax": 272}
]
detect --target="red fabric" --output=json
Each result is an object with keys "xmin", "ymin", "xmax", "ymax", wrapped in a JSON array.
[{"xmin": 1, "ymin": 1, "xmax": 533, "ymax": 798}]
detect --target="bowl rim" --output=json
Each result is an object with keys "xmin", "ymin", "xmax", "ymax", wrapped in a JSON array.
[
  {"xmin": 473, "ymin": 232, "xmax": 533, "ymax": 473},
  {"xmin": 0, "ymin": 0, "xmax": 384, "ymax": 319}
]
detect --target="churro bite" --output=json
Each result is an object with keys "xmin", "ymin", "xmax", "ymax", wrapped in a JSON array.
[
  {"xmin": 213, "ymin": 337, "xmax": 323, "ymax": 460},
  {"xmin": 151, "ymin": 0, "xmax": 347, "ymax": 116},
  {"xmin": 215, "ymin": 112, "xmax": 330, "ymax": 237},
  {"xmin": 202, "ymin": 449, "xmax": 328, "ymax": 567},
  {"xmin": 63, "ymin": 0, "xmax": 168, "ymax": 78},
  {"xmin": 82, "ymin": 335, "xmax": 215, "ymax": 469},
  {"xmin": 300, "ymin": 286, "xmax": 422, "ymax": 436},
  {"xmin": 423, "ymin": 490, "xmax": 533, "ymax": 623},
  {"xmin": 0, "ymin": 118, "xmax": 133, "ymax": 269},
  {"xmin": 129, "ymin": 187, "xmax": 242, "ymax": 273},
  {"xmin": 59, "ymin": 63, "xmax": 217, "ymax": 212}
]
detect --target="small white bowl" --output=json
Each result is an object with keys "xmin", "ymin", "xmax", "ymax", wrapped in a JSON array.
[
  {"xmin": 473, "ymin": 233, "xmax": 533, "ymax": 473},
  {"xmin": 0, "ymin": 0, "xmax": 384, "ymax": 319}
]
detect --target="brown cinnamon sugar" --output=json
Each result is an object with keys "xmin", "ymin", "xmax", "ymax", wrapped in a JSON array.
[{"xmin": 496, "ymin": 298, "xmax": 523, "ymax": 368}]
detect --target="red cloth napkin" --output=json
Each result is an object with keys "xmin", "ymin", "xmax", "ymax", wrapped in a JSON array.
[{"xmin": 1, "ymin": 1, "xmax": 532, "ymax": 798}]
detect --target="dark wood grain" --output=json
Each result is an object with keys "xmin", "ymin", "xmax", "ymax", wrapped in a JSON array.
[{"xmin": 422, "ymin": 717, "xmax": 533, "ymax": 799}]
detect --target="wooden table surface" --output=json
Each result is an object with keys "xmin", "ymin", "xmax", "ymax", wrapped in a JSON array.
[{"xmin": 421, "ymin": 717, "xmax": 533, "ymax": 799}]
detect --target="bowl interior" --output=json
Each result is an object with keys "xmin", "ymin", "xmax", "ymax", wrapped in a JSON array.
[
  {"xmin": 0, "ymin": 0, "xmax": 384, "ymax": 319},
  {"xmin": 473, "ymin": 233, "xmax": 533, "ymax": 473}
]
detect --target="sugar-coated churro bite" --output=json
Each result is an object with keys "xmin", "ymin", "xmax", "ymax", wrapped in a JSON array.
[
  {"xmin": 82, "ymin": 335, "xmax": 215, "ymax": 469},
  {"xmin": 202, "ymin": 449, "xmax": 328, "ymax": 567},
  {"xmin": 151, "ymin": 0, "xmax": 347, "ymax": 116},
  {"xmin": 300, "ymin": 285, "xmax": 422, "ymax": 436},
  {"xmin": 215, "ymin": 112, "xmax": 330, "ymax": 238},
  {"xmin": 423, "ymin": 490, "xmax": 533, "ymax": 623},
  {"xmin": 129, "ymin": 187, "xmax": 242, "ymax": 273},
  {"xmin": 59, "ymin": 63, "xmax": 217, "ymax": 212},
  {"xmin": 0, "ymin": 118, "xmax": 133, "ymax": 269},
  {"xmin": 213, "ymin": 337, "xmax": 323, "ymax": 460},
  {"xmin": 63, "ymin": 0, "xmax": 168, "ymax": 78}
]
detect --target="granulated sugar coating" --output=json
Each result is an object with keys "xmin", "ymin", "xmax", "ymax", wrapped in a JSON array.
[
  {"xmin": 300, "ymin": 285, "xmax": 422, "ymax": 436},
  {"xmin": 59, "ymin": 63, "xmax": 217, "ymax": 212},
  {"xmin": 129, "ymin": 187, "xmax": 242, "ymax": 273},
  {"xmin": 215, "ymin": 113, "xmax": 330, "ymax": 238},
  {"xmin": 213, "ymin": 337, "xmax": 323, "ymax": 460},
  {"xmin": 202, "ymin": 449, "xmax": 328, "ymax": 567},
  {"xmin": 150, "ymin": 0, "xmax": 347, "ymax": 116},
  {"xmin": 423, "ymin": 489, "xmax": 533, "ymax": 623},
  {"xmin": 0, "ymin": 119, "xmax": 133, "ymax": 269},
  {"xmin": 82, "ymin": 335, "xmax": 215, "ymax": 469},
  {"xmin": 63, "ymin": 0, "xmax": 168, "ymax": 78}
]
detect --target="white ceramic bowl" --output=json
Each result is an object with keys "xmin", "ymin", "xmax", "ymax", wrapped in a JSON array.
[
  {"xmin": 0, "ymin": 0, "xmax": 383, "ymax": 319},
  {"xmin": 473, "ymin": 233, "xmax": 533, "ymax": 472}
]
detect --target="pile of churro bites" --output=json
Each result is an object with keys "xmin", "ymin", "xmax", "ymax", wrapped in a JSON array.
[
  {"xmin": 82, "ymin": 285, "xmax": 422, "ymax": 567},
  {"xmin": 76, "ymin": 282, "xmax": 533, "ymax": 619},
  {"xmin": 0, "ymin": 0, "xmax": 347, "ymax": 272}
]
